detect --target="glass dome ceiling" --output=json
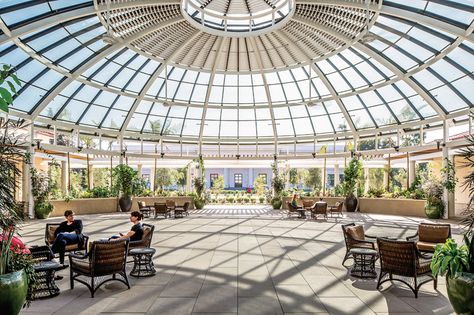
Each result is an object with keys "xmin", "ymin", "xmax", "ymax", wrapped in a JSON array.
[{"xmin": 0, "ymin": 0, "xmax": 473, "ymax": 144}]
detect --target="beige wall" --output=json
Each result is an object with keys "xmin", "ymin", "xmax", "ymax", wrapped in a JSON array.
[
  {"xmin": 49, "ymin": 196, "xmax": 194, "ymax": 217},
  {"xmin": 455, "ymin": 155, "xmax": 473, "ymax": 215},
  {"xmin": 359, "ymin": 198, "xmax": 426, "ymax": 217}
]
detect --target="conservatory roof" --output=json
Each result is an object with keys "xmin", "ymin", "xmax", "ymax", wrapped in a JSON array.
[{"xmin": 0, "ymin": 0, "xmax": 473, "ymax": 143}]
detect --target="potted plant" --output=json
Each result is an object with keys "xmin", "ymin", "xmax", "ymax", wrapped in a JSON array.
[
  {"xmin": 342, "ymin": 157, "xmax": 363, "ymax": 212},
  {"xmin": 422, "ymin": 178, "xmax": 444, "ymax": 219},
  {"xmin": 192, "ymin": 177, "xmax": 206, "ymax": 209},
  {"xmin": 0, "ymin": 119, "xmax": 37, "ymax": 314},
  {"xmin": 271, "ymin": 162, "xmax": 285, "ymax": 209},
  {"xmin": 113, "ymin": 164, "xmax": 137, "ymax": 212},
  {"xmin": 30, "ymin": 164, "xmax": 54, "ymax": 219},
  {"xmin": 431, "ymin": 133, "xmax": 474, "ymax": 314},
  {"xmin": 431, "ymin": 236, "xmax": 474, "ymax": 314}
]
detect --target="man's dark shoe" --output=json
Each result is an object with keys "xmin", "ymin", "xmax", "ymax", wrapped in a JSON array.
[{"xmin": 54, "ymin": 275, "xmax": 64, "ymax": 281}]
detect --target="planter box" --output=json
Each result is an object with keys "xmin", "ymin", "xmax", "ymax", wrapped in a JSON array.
[
  {"xmin": 50, "ymin": 198, "xmax": 118, "ymax": 217},
  {"xmin": 359, "ymin": 198, "xmax": 426, "ymax": 217},
  {"xmin": 50, "ymin": 196, "xmax": 195, "ymax": 217},
  {"xmin": 281, "ymin": 196, "xmax": 426, "ymax": 217}
]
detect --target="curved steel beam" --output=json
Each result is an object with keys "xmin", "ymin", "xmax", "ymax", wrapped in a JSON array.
[{"xmin": 120, "ymin": 30, "xmax": 201, "ymax": 135}]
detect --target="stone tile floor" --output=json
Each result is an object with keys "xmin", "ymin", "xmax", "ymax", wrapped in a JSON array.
[{"xmin": 20, "ymin": 205, "xmax": 462, "ymax": 315}]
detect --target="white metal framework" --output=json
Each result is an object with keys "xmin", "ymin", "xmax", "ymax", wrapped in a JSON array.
[{"xmin": 0, "ymin": 0, "xmax": 472, "ymax": 151}]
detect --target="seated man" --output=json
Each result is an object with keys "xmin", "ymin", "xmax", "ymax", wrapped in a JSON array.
[{"xmin": 51, "ymin": 210, "xmax": 84, "ymax": 265}]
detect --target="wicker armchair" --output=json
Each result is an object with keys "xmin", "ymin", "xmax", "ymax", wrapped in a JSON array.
[
  {"xmin": 377, "ymin": 238, "xmax": 437, "ymax": 298},
  {"xmin": 128, "ymin": 223, "xmax": 155, "ymax": 251},
  {"xmin": 406, "ymin": 223, "xmax": 451, "ymax": 253},
  {"xmin": 341, "ymin": 223, "xmax": 376, "ymax": 265},
  {"xmin": 166, "ymin": 200, "xmax": 176, "ymax": 210},
  {"xmin": 329, "ymin": 202, "xmax": 343, "ymax": 217},
  {"xmin": 287, "ymin": 201, "xmax": 301, "ymax": 218},
  {"xmin": 182, "ymin": 202, "xmax": 190, "ymax": 216},
  {"xmin": 154, "ymin": 203, "xmax": 170, "ymax": 219},
  {"xmin": 69, "ymin": 239, "xmax": 130, "ymax": 297},
  {"xmin": 45, "ymin": 222, "xmax": 89, "ymax": 254},
  {"xmin": 137, "ymin": 201, "xmax": 153, "ymax": 218},
  {"xmin": 311, "ymin": 202, "xmax": 328, "ymax": 219},
  {"xmin": 302, "ymin": 200, "xmax": 314, "ymax": 209}
]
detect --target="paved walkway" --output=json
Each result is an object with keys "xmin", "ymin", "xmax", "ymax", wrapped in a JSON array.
[{"xmin": 20, "ymin": 206, "xmax": 461, "ymax": 315}]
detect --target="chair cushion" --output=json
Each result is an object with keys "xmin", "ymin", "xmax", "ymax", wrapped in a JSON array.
[
  {"xmin": 65, "ymin": 244, "xmax": 80, "ymax": 251},
  {"xmin": 416, "ymin": 241, "xmax": 437, "ymax": 252},
  {"xmin": 417, "ymin": 260, "xmax": 432, "ymax": 274},
  {"xmin": 418, "ymin": 224, "xmax": 450, "ymax": 243},
  {"xmin": 71, "ymin": 259, "xmax": 91, "ymax": 274},
  {"xmin": 346, "ymin": 226, "xmax": 365, "ymax": 241}
]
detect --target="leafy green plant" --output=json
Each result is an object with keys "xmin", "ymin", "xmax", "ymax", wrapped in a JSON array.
[
  {"xmin": 423, "ymin": 178, "xmax": 444, "ymax": 214},
  {"xmin": 0, "ymin": 119, "xmax": 37, "ymax": 306},
  {"xmin": 431, "ymin": 239, "xmax": 469, "ymax": 278},
  {"xmin": 29, "ymin": 157, "xmax": 54, "ymax": 219},
  {"xmin": 113, "ymin": 164, "xmax": 136, "ymax": 197},
  {"xmin": 271, "ymin": 162, "xmax": 285, "ymax": 197},
  {"xmin": 441, "ymin": 158, "xmax": 457, "ymax": 194},
  {"xmin": 342, "ymin": 157, "xmax": 363, "ymax": 197},
  {"xmin": 0, "ymin": 64, "xmax": 21, "ymax": 113}
]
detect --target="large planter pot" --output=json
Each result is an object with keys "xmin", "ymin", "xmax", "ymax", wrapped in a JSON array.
[
  {"xmin": 447, "ymin": 273, "xmax": 474, "ymax": 314},
  {"xmin": 119, "ymin": 196, "xmax": 133, "ymax": 212},
  {"xmin": 34, "ymin": 202, "xmax": 53, "ymax": 219},
  {"xmin": 271, "ymin": 198, "xmax": 282, "ymax": 210},
  {"xmin": 0, "ymin": 270, "xmax": 28, "ymax": 315},
  {"xmin": 194, "ymin": 199, "xmax": 205, "ymax": 209},
  {"xmin": 424, "ymin": 203, "xmax": 443, "ymax": 219},
  {"xmin": 345, "ymin": 196, "xmax": 358, "ymax": 212}
]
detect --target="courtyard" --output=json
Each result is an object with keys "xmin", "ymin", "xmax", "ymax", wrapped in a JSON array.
[{"xmin": 20, "ymin": 206, "xmax": 459, "ymax": 315}]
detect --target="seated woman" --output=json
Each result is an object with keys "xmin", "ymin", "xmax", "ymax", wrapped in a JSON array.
[
  {"xmin": 110, "ymin": 211, "xmax": 144, "ymax": 242},
  {"xmin": 51, "ymin": 210, "xmax": 84, "ymax": 265},
  {"xmin": 290, "ymin": 193, "xmax": 299, "ymax": 208}
]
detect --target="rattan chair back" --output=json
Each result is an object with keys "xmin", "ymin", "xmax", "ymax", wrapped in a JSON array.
[
  {"xmin": 90, "ymin": 239, "xmax": 129, "ymax": 276},
  {"xmin": 377, "ymin": 238, "xmax": 417, "ymax": 276}
]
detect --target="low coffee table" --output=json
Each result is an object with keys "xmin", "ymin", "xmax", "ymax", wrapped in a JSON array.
[
  {"xmin": 129, "ymin": 248, "xmax": 156, "ymax": 277},
  {"xmin": 350, "ymin": 248, "xmax": 377, "ymax": 278},
  {"xmin": 33, "ymin": 261, "xmax": 68, "ymax": 299}
]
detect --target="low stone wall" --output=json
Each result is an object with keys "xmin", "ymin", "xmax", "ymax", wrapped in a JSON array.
[
  {"xmin": 50, "ymin": 196, "xmax": 194, "ymax": 217},
  {"xmin": 50, "ymin": 198, "xmax": 118, "ymax": 217},
  {"xmin": 359, "ymin": 198, "xmax": 426, "ymax": 217},
  {"xmin": 282, "ymin": 196, "xmax": 426, "ymax": 217}
]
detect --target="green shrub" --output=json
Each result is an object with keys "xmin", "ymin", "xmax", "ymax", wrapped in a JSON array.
[
  {"xmin": 259, "ymin": 196, "xmax": 265, "ymax": 204},
  {"xmin": 35, "ymin": 201, "xmax": 53, "ymax": 219}
]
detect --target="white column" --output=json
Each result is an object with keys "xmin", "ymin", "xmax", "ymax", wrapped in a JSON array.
[
  {"xmin": 334, "ymin": 164, "xmax": 340, "ymax": 186},
  {"xmin": 442, "ymin": 122, "xmax": 449, "ymax": 219},
  {"xmin": 224, "ymin": 168, "xmax": 230, "ymax": 188},
  {"xmin": 248, "ymin": 168, "xmax": 253, "ymax": 187},
  {"xmin": 61, "ymin": 160, "xmax": 69, "ymax": 195},
  {"xmin": 383, "ymin": 164, "xmax": 389, "ymax": 191},
  {"xmin": 408, "ymin": 160, "xmax": 416, "ymax": 187},
  {"xmin": 150, "ymin": 167, "xmax": 155, "ymax": 191},
  {"xmin": 119, "ymin": 137, "xmax": 124, "ymax": 165},
  {"xmin": 364, "ymin": 167, "xmax": 369, "ymax": 193},
  {"xmin": 137, "ymin": 164, "xmax": 143, "ymax": 177},
  {"xmin": 25, "ymin": 124, "xmax": 34, "ymax": 218},
  {"xmin": 88, "ymin": 163, "xmax": 94, "ymax": 190}
]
